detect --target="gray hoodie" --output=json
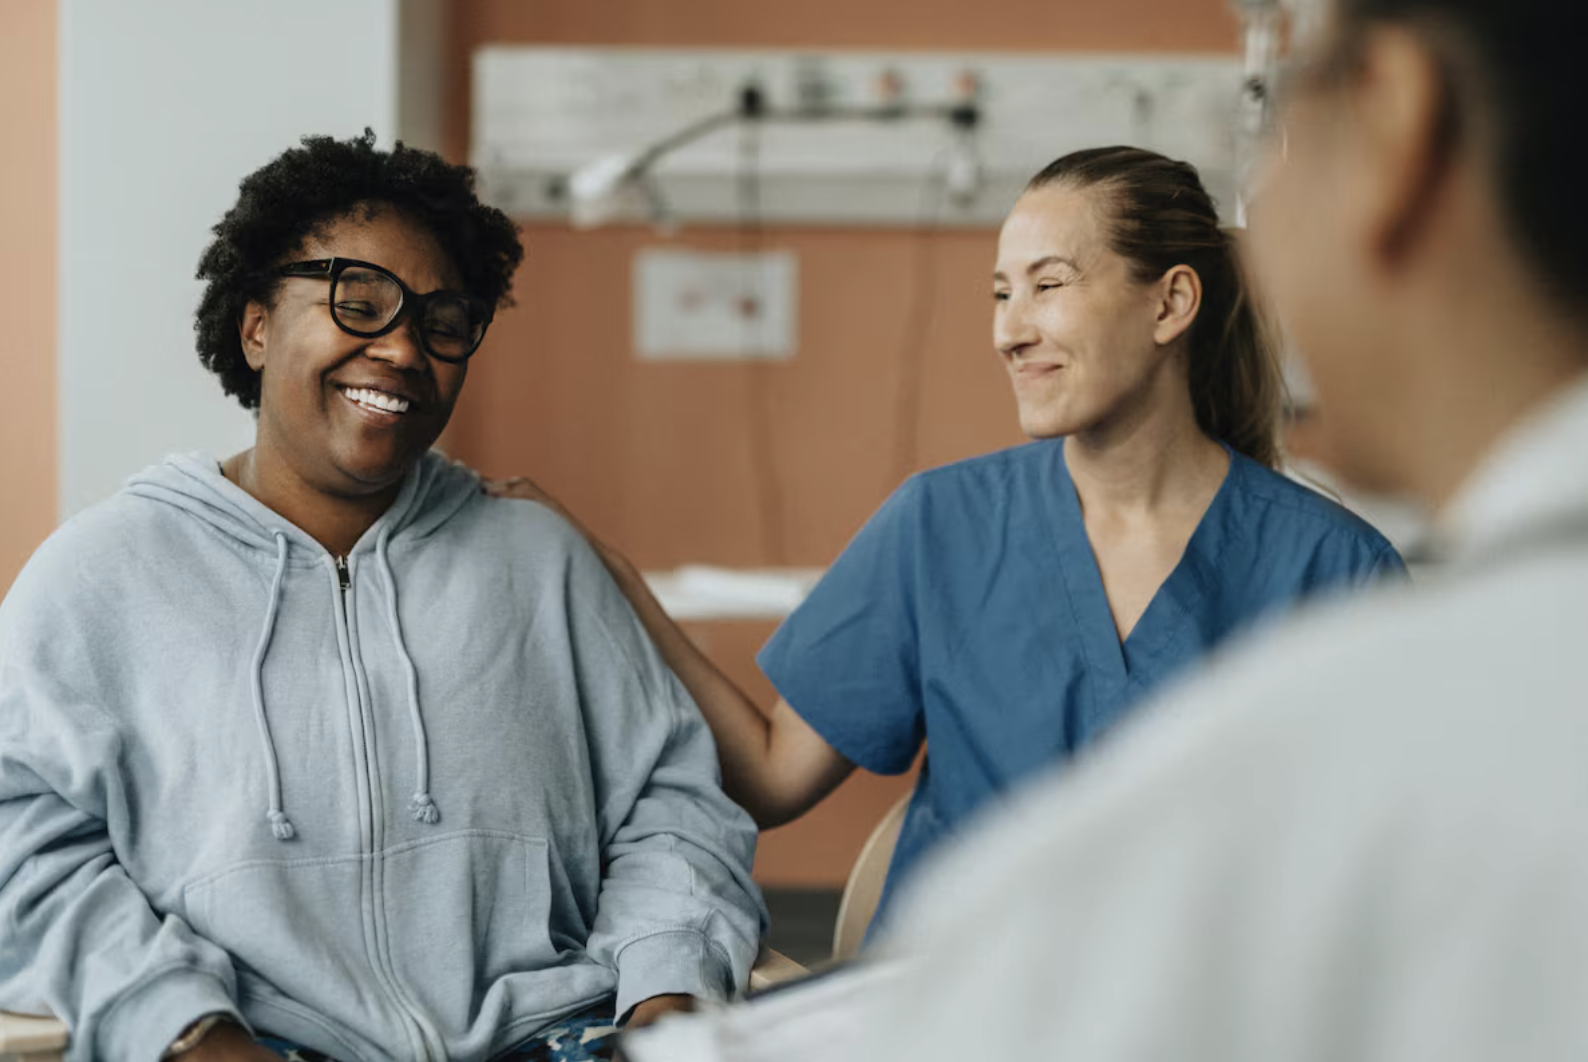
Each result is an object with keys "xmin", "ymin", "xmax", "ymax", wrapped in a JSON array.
[{"xmin": 0, "ymin": 451, "xmax": 766, "ymax": 1062}]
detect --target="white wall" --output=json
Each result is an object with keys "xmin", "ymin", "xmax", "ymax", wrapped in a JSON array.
[{"xmin": 58, "ymin": 0, "xmax": 440, "ymax": 518}]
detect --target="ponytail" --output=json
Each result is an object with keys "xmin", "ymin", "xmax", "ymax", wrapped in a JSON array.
[{"xmin": 1187, "ymin": 229, "xmax": 1285, "ymax": 469}]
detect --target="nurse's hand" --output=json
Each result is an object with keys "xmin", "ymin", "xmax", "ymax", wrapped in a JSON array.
[
  {"xmin": 481, "ymin": 473, "xmax": 553, "ymax": 507},
  {"xmin": 482, "ymin": 474, "xmax": 581, "ymax": 532},
  {"xmin": 483, "ymin": 475, "xmax": 625, "ymax": 568}
]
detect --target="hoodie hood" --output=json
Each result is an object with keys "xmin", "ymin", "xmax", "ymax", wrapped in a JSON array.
[
  {"xmin": 124, "ymin": 450, "xmax": 481, "ymax": 841},
  {"xmin": 124, "ymin": 449, "xmax": 481, "ymax": 560}
]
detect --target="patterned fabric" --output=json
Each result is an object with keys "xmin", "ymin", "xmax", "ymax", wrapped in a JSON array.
[
  {"xmin": 500, "ymin": 1006, "xmax": 620, "ymax": 1061},
  {"xmin": 254, "ymin": 1040, "xmax": 335, "ymax": 1062},
  {"xmin": 257, "ymin": 1004, "xmax": 620, "ymax": 1062}
]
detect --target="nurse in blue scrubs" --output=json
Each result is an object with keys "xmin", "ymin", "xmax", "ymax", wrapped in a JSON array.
[{"xmin": 492, "ymin": 145, "xmax": 1404, "ymax": 933}]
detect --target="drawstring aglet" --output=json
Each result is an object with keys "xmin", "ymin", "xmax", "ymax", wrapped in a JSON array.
[
  {"xmin": 269, "ymin": 810, "xmax": 296, "ymax": 841},
  {"xmin": 411, "ymin": 792, "xmax": 440, "ymax": 824}
]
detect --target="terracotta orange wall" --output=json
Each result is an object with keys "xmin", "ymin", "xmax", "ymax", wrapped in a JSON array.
[
  {"xmin": 442, "ymin": 0, "xmax": 1239, "ymax": 887},
  {"xmin": 0, "ymin": 2, "xmax": 59, "ymax": 597}
]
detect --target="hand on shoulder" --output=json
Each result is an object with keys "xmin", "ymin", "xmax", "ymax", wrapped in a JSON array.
[{"xmin": 482, "ymin": 474, "xmax": 631, "ymax": 573}]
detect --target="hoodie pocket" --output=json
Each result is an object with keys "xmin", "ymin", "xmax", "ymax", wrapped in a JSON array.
[
  {"xmin": 182, "ymin": 831, "xmax": 573, "ymax": 1046},
  {"xmin": 184, "ymin": 854, "xmax": 397, "ymax": 1047},
  {"xmin": 381, "ymin": 831, "xmax": 569, "ymax": 1026}
]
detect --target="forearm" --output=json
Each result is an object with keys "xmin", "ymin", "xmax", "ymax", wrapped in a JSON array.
[
  {"xmin": 494, "ymin": 478, "xmax": 855, "ymax": 825},
  {"xmin": 0, "ymin": 810, "xmax": 240, "ymax": 1062},
  {"xmin": 591, "ymin": 546, "xmax": 790, "ymax": 822},
  {"xmin": 584, "ymin": 687, "xmax": 766, "ymax": 1013},
  {"xmin": 0, "ymin": 740, "xmax": 249, "ymax": 1062}
]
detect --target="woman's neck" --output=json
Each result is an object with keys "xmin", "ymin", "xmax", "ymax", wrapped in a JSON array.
[
  {"xmin": 222, "ymin": 450, "xmax": 399, "ymax": 558},
  {"xmin": 1063, "ymin": 405, "xmax": 1230, "ymax": 525}
]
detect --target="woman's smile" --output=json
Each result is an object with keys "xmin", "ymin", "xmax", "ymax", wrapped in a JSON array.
[{"xmin": 336, "ymin": 383, "xmax": 415, "ymax": 419}]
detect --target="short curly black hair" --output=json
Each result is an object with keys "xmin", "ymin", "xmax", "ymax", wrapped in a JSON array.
[{"xmin": 195, "ymin": 130, "xmax": 524, "ymax": 409}]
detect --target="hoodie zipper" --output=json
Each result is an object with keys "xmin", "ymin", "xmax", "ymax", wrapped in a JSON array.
[{"xmin": 330, "ymin": 552, "xmax": 439, "ymax": 1061}]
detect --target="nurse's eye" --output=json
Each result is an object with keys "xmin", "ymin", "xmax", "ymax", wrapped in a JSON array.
[
  {"xmin": 992, "ymin": 289, "xmax": 1010, "ymax": 302},
  {"xmin": 1036, "ymin": 280, "xmax": 1065, "ymax": 292}
]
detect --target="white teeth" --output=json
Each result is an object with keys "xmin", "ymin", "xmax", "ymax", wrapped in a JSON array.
[{"xmin": 343, "ymin": 387, "xmax": 410, "ymax": 414}]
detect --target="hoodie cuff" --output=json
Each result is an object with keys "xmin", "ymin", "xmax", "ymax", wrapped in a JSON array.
[
  {"xmin": 93, "ymin": 968, "xmax": 243, "ymax": 1062},
  {"xmin": 613, "ymin": 929, "xmax": 734, "ymax": 1021}
]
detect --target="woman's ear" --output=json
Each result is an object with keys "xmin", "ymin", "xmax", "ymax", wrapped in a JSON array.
[
  {"xmin": 1154, "ymin": 264, "xmax": 1202, "ymax": 346},
  {"xmin": 239, "ymin": 300, "xmax": 269, "ymax": 371}
]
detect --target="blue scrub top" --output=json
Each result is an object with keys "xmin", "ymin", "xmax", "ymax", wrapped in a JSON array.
[{"xmin": 757, "ymin": 439, "xmax": 1404, "ymax": 928}]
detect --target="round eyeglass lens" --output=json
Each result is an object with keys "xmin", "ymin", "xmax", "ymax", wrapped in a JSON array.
[
  {"xmin": 332, "ymin": 267, "xmax": 403, "ymax": 335},
  {"xmin": 422, "ymin": 296, "xmax": 483, "ymax": 359}
]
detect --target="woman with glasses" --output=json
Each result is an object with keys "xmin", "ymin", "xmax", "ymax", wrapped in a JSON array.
[
  {"xmin": 496, "ymin": 146, "xmax": 1405, "ymax": 938},
  {"xmin": 0, "ymin": 131, "xmax": 764, "ymax": 1062}
]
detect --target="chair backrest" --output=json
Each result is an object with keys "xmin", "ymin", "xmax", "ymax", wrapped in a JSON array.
[
  {"xmin": 0, "ymin": 1009, "xmax": 67, "ymax": 1062},
  {"xmin": 830, "ymin": 794, "xmax": 911, "ymax": 962}
]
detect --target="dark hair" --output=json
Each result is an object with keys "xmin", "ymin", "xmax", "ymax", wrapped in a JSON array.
[
  {"xmin": 1027, "ymin": 146, "xmax": 1285, "ymax": 469},
  {"xmin": 1328, "ymin": 0, "xmax": 1587, "ymax": 319},
  {"xmin": 195, "ymin": 130, "xmax": 524, "ymax": 409}
]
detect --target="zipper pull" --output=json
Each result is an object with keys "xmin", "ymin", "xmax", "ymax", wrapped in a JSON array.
[{"xmin": 335, "ymin": 555, "xmax": 351, "ymax": 591}]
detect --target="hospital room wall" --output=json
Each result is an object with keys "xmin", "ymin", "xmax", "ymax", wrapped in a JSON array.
[
  {"xmin": 0, "ymin": 2, "xmax": 59, "ymax": 597},
  {"xmin": 439, "ymin": 0, "xmax": 1242, "ymax": 888},
  {"xmin": 0, "ymin": 1, "xmax": 440, "ymax": 597},
  {"xmin": 441, "ymin": 0, "xmax": 1243, "ymax": 573}
]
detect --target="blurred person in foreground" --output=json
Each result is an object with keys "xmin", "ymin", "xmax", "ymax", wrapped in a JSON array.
[{"xmin": 625, "ymin": 0, "xmax": 1588, "ymax": 1057}]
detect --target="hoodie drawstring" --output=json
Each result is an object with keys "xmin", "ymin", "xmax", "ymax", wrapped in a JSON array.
[
  {"xmin": 376, "ymin": 530, "xmax": 440, "ymax": 825},
  {"xmin": 251, "ymin": 532, "xmax": 296, "ymax": 840}
]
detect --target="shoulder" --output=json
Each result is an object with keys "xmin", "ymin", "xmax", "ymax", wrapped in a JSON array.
[
  {"xmin": 886, "ymin": 440, "xmax": 1059, "ymax": 536},
  {"xmin": 821, "ymin": 442, "xmax": 1057, "ymax": 571},
  {"xmin": 11, "ymin": 476, "xmax": 182, "ymax": 583},
  {"xmin": 1231, "ymin": 454, "xmax": 1385, "ymax": 537},
  {"xmin": 446, "ymin": 486, "xmax": 594, "ymax": 562},
  {"xmin": 1228, "ymin": 454, "xmax": 1401, "ymax": 562},
  {"xmin": 0, "ymin": 482, "xmax": 184, "ymax": 651},
  {"xmin": 911, "ymin": 440, "xmax": 1057, "ymax": 499},
  {"xmin": 461, "ymin": 493, "xmax": 638, "ymax": 609}
]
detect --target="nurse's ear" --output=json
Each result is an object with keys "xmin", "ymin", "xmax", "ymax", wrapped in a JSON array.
[
  {"xmin": 1152, "ymin": 264, "xmax": 1202, "ymax": 347},
  {"xmin": 239, "ymin": 300, "xmax": 270, "ymax": 372}
]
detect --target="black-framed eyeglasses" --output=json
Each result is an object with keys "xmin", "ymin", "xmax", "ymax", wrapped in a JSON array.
[{"xmin": 277, "ymin": 257, "xmax": 494, "ymax": 363}]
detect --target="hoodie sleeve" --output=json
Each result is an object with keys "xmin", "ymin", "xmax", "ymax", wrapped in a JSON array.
[
  {"xmin": 0, "ymin": 549, "xmax": 244, "ymax": 1062},
  {"xmin": 559, "ymin": 540, "xmax": 768, "ymax": 1020}
]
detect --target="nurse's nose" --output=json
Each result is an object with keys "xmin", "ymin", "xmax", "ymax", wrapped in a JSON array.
[{"xmin": 994, "ymin": 296, "xmax": 1038, "ymax": 359}]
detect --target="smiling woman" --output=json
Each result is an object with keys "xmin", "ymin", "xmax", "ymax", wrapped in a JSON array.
[
  {"xmin": 227, "ymin": 209, "xmax": 474, "ymax": 554},
  {"xmin": 0, "ymin": 132, "xmax": 767, "ymax": 1062},
  {"xmin": 490, "ymin": 144, "xmax": 1409, "ymax": 945},
  {"xmin": 189, "ymin": 134, "xmax": 521, "ymax": 556}
]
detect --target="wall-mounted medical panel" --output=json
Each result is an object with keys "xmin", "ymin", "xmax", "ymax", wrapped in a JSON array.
[
  {"xmin": 634, "ymin": 249, "xmax": 797, "ymax": 361},
  {"xmin": 472, "ymin": 46, "xmax": 1244, "ymax": 229}
]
